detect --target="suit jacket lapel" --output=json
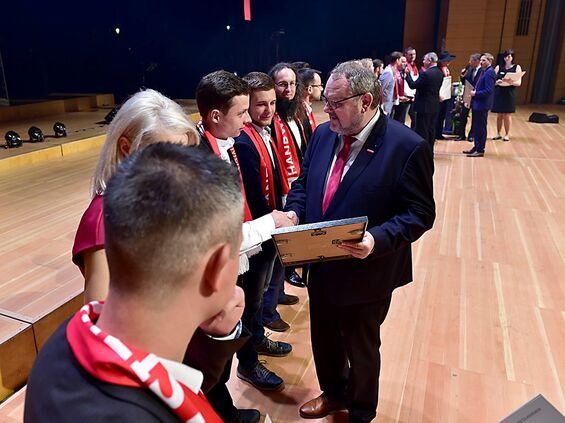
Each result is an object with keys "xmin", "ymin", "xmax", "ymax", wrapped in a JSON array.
[{"xmin": 322, "ymin": 112, "xmax": 387, "ymax": 217}]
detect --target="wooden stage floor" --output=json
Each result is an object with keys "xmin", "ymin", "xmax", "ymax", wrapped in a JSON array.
[{"xmin": 0, "ymin": 104, "xmax": 564, "ymax": 421}]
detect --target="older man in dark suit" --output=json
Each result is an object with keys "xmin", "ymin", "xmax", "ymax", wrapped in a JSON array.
[
  {"xmin": 406, "ymin": 52, "xmax": 444, "ymax": 150},
  {"xmin": 463, "ymin": 53, "xmax": 497, "ymax": 157},
  {"xmin": 285, "ymin": 61, "xmax": 436, "ymax": 423}
]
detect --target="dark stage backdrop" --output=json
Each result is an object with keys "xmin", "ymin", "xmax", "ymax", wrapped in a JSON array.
[{"xmin": 0, "ymin": 0, "xmax": 405, "ymax": 103}]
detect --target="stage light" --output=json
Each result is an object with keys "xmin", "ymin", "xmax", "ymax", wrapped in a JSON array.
[
  {"xmin": 5, "ymin": 131, "xmax": 22, "ymax": 148},
  {"xmin": 53, "ymin": 122, "xmax": 67, "ymax": 138},
  {"xmin": 226, "ymin": 25, "xmax": 231, "ymax": 31},
  {"xmin": 28, "ymin": 126, "xmax": 45, "ymax": 143},
  {"xmin": 115, "ymin": 27, "xmax": 121, "ymax": 35}
]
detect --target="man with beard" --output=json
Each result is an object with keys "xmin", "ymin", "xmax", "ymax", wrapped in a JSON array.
[{"xmin": 262, "ymin": 62, "xmax": 310, "ymax": 332}]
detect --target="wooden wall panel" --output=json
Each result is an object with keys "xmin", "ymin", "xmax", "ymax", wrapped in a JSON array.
[
  {"xmin": 404, "ymin": 0, "xmax": 437, "ymax": 57},
  {"xmin": 444, "ymin": 0, "xmax": 548, "ymax": 104}
]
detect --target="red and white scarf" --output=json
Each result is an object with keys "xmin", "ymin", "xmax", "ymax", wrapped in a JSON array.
[
  {"xmin": 66, "ymin": 302, "xmax": 222, "ymax": 423},
  {"xmin": 242, "ymin": 124, "xmax": 289, "ymax": 210},
  {"xmin": 272, "ymin": 113, "xmax": 302, "ymax": 183},
  {"xmin": 198, "ymin": 124, "xmax": 253, "ymax": 222}
]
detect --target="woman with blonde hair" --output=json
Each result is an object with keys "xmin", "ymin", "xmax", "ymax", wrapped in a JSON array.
[{"xmin": 73, "ymin": 88, "xmax": 199, "ymax": 301}]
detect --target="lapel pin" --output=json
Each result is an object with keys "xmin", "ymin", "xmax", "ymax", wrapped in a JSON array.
[{"xmin": 366, "ymin": 148, "xmax": 375, "ymax": 154}]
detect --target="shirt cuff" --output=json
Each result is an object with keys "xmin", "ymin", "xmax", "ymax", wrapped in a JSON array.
[{"xmin": 208, "ymin": 320, "xmax": 243, "ymax": 341}]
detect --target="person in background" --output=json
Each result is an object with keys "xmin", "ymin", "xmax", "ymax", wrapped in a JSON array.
[
  {"xmin": 404, "ymin": 47, "xmax": 419, "ymax": 129},
  {"xmin": 379, "ymin": 51, "xmax": 403, "ymax": 116},
  {"xmin": 405, "ymin": 52, "xmax": 444, "ymax": 150},
  {"xmin": 298, "ymin": 67, "xmax": 323, "ymax": 136},
  {"xmin": 372, "ymin": 59, "xmax": 384, "ymax": 77},
  {"xmin": 463, "ymin": 53, "xmax": 497, "ymax": 157},
  {"xmin": 456, "ymin": 53, "xmax": 481, "ymax": 141},
  {"xmin": 492, "ymin": 48, "xmax": 522, "ymax": 141},
  {"xmin": 435, "ymin": 51, "xmax": 455, "ymax": 140}
]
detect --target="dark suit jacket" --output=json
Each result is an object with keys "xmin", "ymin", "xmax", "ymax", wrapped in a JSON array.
[
  {"xmin": 234, "ymin": 130, "xmax": 283, "ymax": 218},
  {"xmin": 462, "ymin": 66, "xmax": 482, "ymax": 87},
  {"xmin": 285, "ymin": 114, "xmax": 435, "ymax": 305},
  {"xmin": 25, "ymin": 320, "xmax": 247, "ymax": 422},
  {"xmin": 471, "ymin": 66, "xmax": 496, "ymax": 111},
  {"xmin": 406, "ymin": 65, "xmax": 444, "ymax": 114}
]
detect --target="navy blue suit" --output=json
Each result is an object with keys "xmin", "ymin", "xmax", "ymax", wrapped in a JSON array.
[
  {"xmin": 471, "ymin": 66, "xmax": 496, "ymax": 153},
  {"xmin": 285, "ymin": 112, "xmax": 435, "ymax": 421}
]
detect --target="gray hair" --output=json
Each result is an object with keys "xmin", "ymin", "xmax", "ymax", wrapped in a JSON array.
[
  {"xmin": 330, "ymin": 60, "xmax": 381, "ymax": 108},
  {"xmin": 92, "ymin": 89, "xmax": 199, "ymax": 196},
  {"xmin": 424, "ymin": 52, "xmax": 438, "ymax": 63},
  {"xmin": 470, "ymin": 53, "xmax": 481, "ymax": 61}
]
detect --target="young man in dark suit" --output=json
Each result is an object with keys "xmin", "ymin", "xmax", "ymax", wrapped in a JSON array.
[
  {"xmin": 25, "ymin": 144, "xmax": 246, "ymax": 422},
  {"xmin": 464, "ymin": 53, "xmax": 497, "ymax": 157},
  {"xmin": 406, "ymin": 52, "xmax": 445, "ymax": 150},
  {"xmin": 286, "ymin": 61, "xmax": 436, "ymax": 423}
]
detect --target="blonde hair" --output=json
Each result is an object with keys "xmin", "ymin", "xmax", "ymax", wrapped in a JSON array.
[{"xmin": 91, "ymin": 89, "xmax": 199, "ymax": 196}]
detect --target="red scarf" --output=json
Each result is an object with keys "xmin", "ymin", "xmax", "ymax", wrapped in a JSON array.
[
  {"xmin": 303, "ymin": 101, "xmax": 317, "ymax": 131},
  {"xmin": 392, "ymin": 67, "xmax": 402, "ymax": 99},
  {"xmin": 67, "ymin": 302, "xmax": 222, "ymax": 423},
  {"xmin": 272, "ymin": 113, "xmax": 301, "ymax": 183},
  {"xmin": 200, "ymin": 128, "xmax": 253, "ymax": 222},
  {"xmin": 407, "ymin": 62, "xmax": 419, "ymax": 77},
  {"xmin": 242, "ymin": 124, "xmax": 289, "ymax": 210}
]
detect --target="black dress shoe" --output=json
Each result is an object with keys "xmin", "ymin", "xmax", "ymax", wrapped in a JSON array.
[
  {"xmin": 286, "ymin": 270, "xmax": 306, "ymax": 288},
  {"xmin": 264, "ymin": 317, "xmax": 290, "ymax": 332},
  {"xmin": 466, "ymin": 151, "xmax": 484, "ymax": 157},
  {"xmin": 237, "ymin": 362, "xmax": 284, "ymax": 391},
  {"xmin": 278, "ymin": 293, "xmax": 299, "ymax": 305},
  {"xmin": 436, "ymin": 135, "xmax": 446, "ymax": 140},
  {"xmin": 462, "ymin": 148, "xmax": 475, "ymax": 154},
  {"xmin": 255, "ymin": 336, "xmax": 292, "ymax": 357},
  {"xmin": 455, "ymin": 136, "xmax": 466, "ymax": 141}
]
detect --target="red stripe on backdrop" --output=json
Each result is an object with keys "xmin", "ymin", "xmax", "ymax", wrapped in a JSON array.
[{"xmin": 244, "ymin": 0, "xmax": 251, "ymax": 21}]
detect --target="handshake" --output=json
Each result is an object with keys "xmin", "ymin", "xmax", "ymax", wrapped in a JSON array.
[{"xmin": 270, "ymin": 210, "xmax": 299, "ymax": 228}]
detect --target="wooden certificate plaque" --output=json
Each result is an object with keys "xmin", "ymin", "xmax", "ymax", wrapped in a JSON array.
[{"xmin": 271, "ymin": 216, "xmax": 368, "ymax": 266}]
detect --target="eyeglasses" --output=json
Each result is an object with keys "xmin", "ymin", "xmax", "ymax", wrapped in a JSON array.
[
  {"xmin": 275, "ymin": 81, "xmax": 296, "ymax": 88},
  {"xmin": 310, "ymin": 84, "xmax": 324, "ymax": 88},
  {"xmin": 321, "ymin": 93, "xmax": 363, "ymax": 109}
]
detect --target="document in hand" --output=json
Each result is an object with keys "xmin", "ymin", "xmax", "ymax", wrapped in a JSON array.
[
  {"xmin": 498, "ymin": 71, "xmax": 526, "ymax": 86},
  {"xmin": 463, "ymin": 80, "xmax": 474, "ymax": 105},
  {"xmin": 439, "ymin": 76, "xmax": 452, "ymax": 100},
  {"xmin": 272, "ymin": 216, "xmax": 368, "ymax": 266}
]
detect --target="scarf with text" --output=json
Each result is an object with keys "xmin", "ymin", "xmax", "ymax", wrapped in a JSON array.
[
  {"xmin": 66, "ymin": 302, "xmax": 222, "ymax": 423},
  {"xmin": 272, "ymin": 113, "xmax": 302, "ymax": 183},
  {"xmin": 242, "ymin": 124, "xmax": 289, "ymax": 210},
  {"xmin": 199, "ymin": 125, "xmax": 253, "ymax": 222}
]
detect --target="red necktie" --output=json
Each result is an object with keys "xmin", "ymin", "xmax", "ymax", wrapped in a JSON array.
[{"xmin": 322, "ymin": 135, "xmax": 354, "ymax": 214}]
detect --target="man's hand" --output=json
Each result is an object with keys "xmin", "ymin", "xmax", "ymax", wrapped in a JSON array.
[
  {"xmin": 285, "ymin": 210, "xmax": 299, "ymax": 225},
  {"xmin": 271, "ymin": 210, "xmax": 294, "ymax": 228},
  {"xmin": 199, "ymin": 286, "xmax": 245, "ymax": 337},
  {"xmin": 338, "ymin": 232, "xmax": 375, "ymax": 259}
]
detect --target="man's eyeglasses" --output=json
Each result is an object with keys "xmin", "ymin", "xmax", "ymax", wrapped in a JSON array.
[
  {"xmin": 321, "ymin": 93, "xmax": 363, "ymax": 109},
  {"xmin": 275, "ymin": 81, "xmax": 296, "ymax": 88},
  {"xmin": 310, "ymin": 84, "xmax": 324, "ymax": 89}
]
